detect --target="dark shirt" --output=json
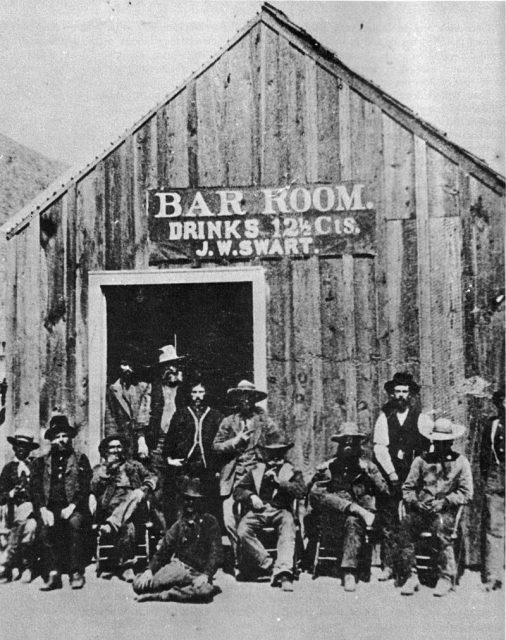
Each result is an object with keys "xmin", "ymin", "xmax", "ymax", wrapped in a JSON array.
[
  {"xmin": 149, "ymin": 512, "xmax": 223, "ymax": 577},
  {"xmin": 0, "ymin": 459, "xmax": 33, "ymax": 506},
  {"xmin": 48, "ymin": 451, "xmax": 70, "ymax": 510}
]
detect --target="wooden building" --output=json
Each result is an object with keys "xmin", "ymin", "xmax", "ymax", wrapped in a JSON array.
[{"xmin": 1, "ymin": 4, "xmax": 504, "ymax": 562}]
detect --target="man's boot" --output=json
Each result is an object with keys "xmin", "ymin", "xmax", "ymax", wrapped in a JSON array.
[
  {"xmin": 378, "ymin": 567, "xmax": 393, "ymax": 582},
  {"xmin": 40, "ymin": 570, "xmax": 63, "ymax": 591},
  {"xmin": 70, "ymin": 572, "xmax": 85, "ymax": 589},
  {"xmin": 400, "ymin": 574, "xmax": 420, "ymax": 596},
  {"xmin": 433, "ymin": 577, "xmax": 453, "ymax": 597},
  {"xmin": 343, "ymin": 572, "xmax": 356, "ymax": 592},
  {"xmin": 20, "ymin": 568, "xmax": 33, "ymax": 584}
]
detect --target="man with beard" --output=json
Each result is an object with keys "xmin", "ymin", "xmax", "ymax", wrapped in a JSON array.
[
  {"xmin": 0, "ymin": 432, "xmax": 39, "ymax": 583},
  {"xmin": 146, "ymin": 345, "xmax": 185, "ymax": 529},
  {"xmin": 399, "ymin": 418, "xmax": 473, "ymax": 597},
  {"xmin": 133, "ymin": 477, "xmax": 223, "ymax": 603},
  {"xmin": 308, "ymin": 422, "xmax": 389, "ymax": 592},
  {"xmin": 234, "ymin": 432, "xmax": 305, "ymax": 591},
  {"xmin": 104, "ymin": 357, "xmax": 150, "ymax": 462},
  {"xmin": 91, "ymin": 435, "xmax": 157, "ymax": 582},
  {"xmin": 373, "ymin": 372, "xmax": 432, "ymax": 581},
  {"xmin": 213, "ymin": 380, "xmax": 280, "ymax": 574},
  {"xmin": 30, "ymin": 415, "xmax": 91, "ymax": 591},
  {"xmin": 163, "ymin": 381, "xmax": 223, "ymax": 520}
]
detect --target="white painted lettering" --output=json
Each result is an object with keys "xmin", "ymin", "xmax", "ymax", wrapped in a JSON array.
[
  {"xmin": 217, "ymin": 190, "xmax": 245, "ymax": 216},
  {"xmin": 183, "ymin": 221, "xmax": 198, "ymax": 240},
  {"xmin": 289, "ymin": 187, "xmax": 311, "ymax": 213},
  {"xmin": 312, "ymin": 186, "xmax": 335, "ymax": 212},
  {"xmin": 253, "ymin": 239, "xmax": 270, "ymax": 255},
  {"xmin": 262, "ymin": 188, "xmax": 289, "ymax": 214},
  {"xmin": 187, "ymin": 192, "xmax": 213, "ymax": 217},
  {"xmin": 216, "ymin": 240, "xmax": 233, "ymax": 256},
  {"xmin": 284, "ymin": 238, "xmax": 299, "ymax": 255},
  {"xmin": 299, "ymin": 237, "xmax": 313, "ymax": 253},
  {"xmin": 207, "ymin": 221, "xmax": 222, "ymax": 239},
  {"xmin": 195, "ymin": 241, "xmax": 209, "ymax": 257},
  {"xmin": 335, "ymin": 184, "xmax": 364, "ymax": 211},
  {"xmin": 239, "ymin": 240, "xmax": 253, "ymax": 256},
  {"xmin": 269, "ymin": 239, "xmax": 284, "ymax": 256},
  {"xmin": 224, "ymin": 220, "xmax": 241, "ymax": 239},
  {"xmin": 168, "ymin": 221, "xmax": 182, "ymax": 240},
  {"xmin": 314, "ymin": 216, "xmax": 332, "ymax": 235},
  {"xmin": 154, "ymin": 192, "xmax": 182, "ymax": 218},
  {"xmin": 244, "ymin": 219, "xmax": 259, "ymax": 239}
]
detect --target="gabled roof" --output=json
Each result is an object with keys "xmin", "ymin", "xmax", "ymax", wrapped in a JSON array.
[{"xmin": 2, "ymin": 2, "xmax": 503, "ymax": 239}]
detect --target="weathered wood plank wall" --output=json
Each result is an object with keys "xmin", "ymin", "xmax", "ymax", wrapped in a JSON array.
[{"xmin": 4, "ymin": 18, "xmax": 504, "ymax": 565}]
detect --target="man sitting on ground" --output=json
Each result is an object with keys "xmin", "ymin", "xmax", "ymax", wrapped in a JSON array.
[
  {"xmin": 133, "ymin": 477, "xmax": 223, "ymax": 603},
  {"xmin": 234, "ymin": 432, "xmax": 305, "ymax": 591},
  {"xmin": 398, "ymin": 417, "xmax": 473, "ymax": 597},
  {"xmin": 308, "ymin": 422, "xmax": 390, "ymax": 592},
  {"xmin": 0, "ymin": 432, "xmax": 39, "ymax": 583},
  {"xmin": 91, "ymin": 434, "xmax": 157, "ymax": 582}
]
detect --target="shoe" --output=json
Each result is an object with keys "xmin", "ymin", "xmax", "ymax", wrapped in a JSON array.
[
  {"xmin": 70, "ymin": 572, "xmax": 85, "ymax": 589},
  {"xmin": 135, "ymin": 592, "xmax": 164, "ymax": 603},
  {"xmin": 20, "ymin": 568, "xmax": 33, "ymax": 584},
  {"xmin": 99, "ymin": 523, "xmax": 113, "ymax": 536},
  {"xmin": 40, "ymin": 571, "xmax": 63, "ymax": 591},
  {"xmin": 121, "ymin": 568, "xmax": 136, "ymax": 583},
  {"xmin": 433, "ymin": 577, "xmax": 453, "ymax": 597},
  {"xmin": 343, "ymin": 572, "xmax": 356, "ymax": 593},
  {"xmin": 481, "ymin": 579, "xmax": 502, "ymax": 592},
  {"xmin": 0, "ymin": 566, "xmax": 12, "ymax": 583},
  {"xmin": 400, "ymin": 575, "xmax": 420, "ymax": 596},
  {"xmin": 280, "ymin": 575, "xmax": 294, "ymax": 592},
  {"xmin": 258, "ymin": 557, "xmax": 274, "ymax": 575},
  {"xmin": 378, "ymin": 567, "xmax": 393, "ymax": 582}
]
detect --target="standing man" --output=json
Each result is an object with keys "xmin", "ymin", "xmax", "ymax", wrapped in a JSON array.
[
  {"xmin": 163, "ymin": 380, "xmax": 223, "ymax": 521},
  {"xmin": 91, "ymin": 434, "xmax": 157, "ymax": 582},
  {"xmin": 399, "ymin": 418, "xmax": 473, "ymax": 597},
  {"xmin": 30, "ymin": 415, "xmax": 91, "ymax": 591},
  {"xmin": 373, "ymin": 371, "xmax": 432, "ymax": 581},
  {"xmin": 308, "ymin": 422, "xmax": 390, "ymax": 592},
  {"xmin": 480, "ymin": 388, "xmax": 505, "ymax": 591},
  {"xmin": 146, "ymin": 345, "xmax": 185, "ymax": 529},
  {"xmin": 104, "ymin": 356, "xmax": 151, "ymax": 462},
  {"xmin": 213, "ymin": 380, "xmax": 281, "ymax": 574},
  {"xmin": 234, "ymin": 432, "xmax": 305, "ymax": 591},
  {"xmin": 0, "ymin": 432, "xmax": 39, "ymax": 583}
]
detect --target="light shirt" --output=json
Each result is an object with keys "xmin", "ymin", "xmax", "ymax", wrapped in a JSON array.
[
  {"xmin": 160, "ymin": 385, "xmax": 178, "ymax": 434},
  {"xmin": 185, "ymin": 406, "xmax": 210, "ymax": 468}
]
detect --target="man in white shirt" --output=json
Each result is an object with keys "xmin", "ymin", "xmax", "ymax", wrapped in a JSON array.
[{"xmin": 373, "ymin": 372, "xmax": 432, "ymax": 581}]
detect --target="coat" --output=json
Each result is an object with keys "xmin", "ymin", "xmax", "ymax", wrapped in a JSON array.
[
  {"xmin": 0, "ymin": 459, "xmax": 33, "ymax": 506},
  {"xmin": 145, "ymin": 381, "xmax": 182, "ymax": 451},
  {"xmin": 233, "ymin": 461, "xmax": 306, "ymax": 511},
  {"xmin": 213, "ymin": 408, "xmax": 281, "ymax": 497},
  {"xmin": 104, "ymin": 379, "xmax": 151, "ymax": 454},
  {"xmin": 91, "ymin": 459, "xmax": 157, "ymax": 515},
  {"xmin": 30, "ymin": 450, "xmax": 92, "ymax": 516}
]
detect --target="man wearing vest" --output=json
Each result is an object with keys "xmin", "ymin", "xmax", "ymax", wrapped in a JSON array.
[{"xmin": 373, "ymin": 372, "xmax": 432, "ymax": 581}]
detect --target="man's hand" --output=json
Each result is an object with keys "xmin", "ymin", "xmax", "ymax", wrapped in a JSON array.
[
  {"xmin": 428, "ymin": 498, "xmax": 445, "ymax": 513},
  {"xmin": 131, "ymin": 488, "xmax": 146, "ymax": 503},
  {"xmin": 414, "ymin": 500, "xmax": 433, "ymax": 513},
  {"xmin": 250, "ymin": 495, "xmax": 264, "ymax": 511},
  {"xmin": 134, "ymin": 569, "xmax": 153, "ymax": 591},
  {"xmin": 167, "ymin": 458, "xmax": 184, "ymax": 467},
  {"xmin": 192, "ymin": 573, "xmax": 209, "ymax": 588},
  {"xmin": 264, "ymin": 468, "xmax": 279, "ymax": 484},
  {"xmin": 137, "ymin": 437, "xmax": 149, "ymax": 460},
  {"xmin": 60, "ymin": 503, "xmax": 76, "ymax": 520},
  {"xmin": 40, "ymin": 507, "xmax": 55, "ymax": 527}
]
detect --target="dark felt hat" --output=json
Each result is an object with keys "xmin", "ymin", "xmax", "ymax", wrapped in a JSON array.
[
  {"xmin": 227, "ymin": 380, "xmax": 267, "ymax": 403},
  {"xmin": 44, "ymin": 415, "xmax": 76, "ymax": 441},
  {"xmin": 330, "ymin": 422, "xmax": 366, "ymax": 442},
  {"xmin": 7, "ymin": 431, "xmax": 39, "ymax": 450},
  {"xmin": 180, "ymin": 476, "xmax": 206, "ymax": 499},
  {"xmin": 98, "ymin": 433, "xmax": 130, "ymax": 457},
  {"xmin": 258, "ymin": 431, "xmax": 294, "ymax": 451},
  {"xmin": 384, "ymin": 372, "xmax": 420, "ymax": 395}
]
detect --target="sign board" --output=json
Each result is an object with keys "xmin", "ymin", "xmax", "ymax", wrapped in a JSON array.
[{"xmin": 147, "ymin": 183, "xmax": 376, "ymax": 260}]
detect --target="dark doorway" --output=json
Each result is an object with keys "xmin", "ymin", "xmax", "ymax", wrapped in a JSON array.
[{"xmin": 104, "ymin": 281, "xmax": 253, "ymax": 413}]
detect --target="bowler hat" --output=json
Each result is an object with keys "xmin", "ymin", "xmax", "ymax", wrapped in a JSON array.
[
  {"xmin": 44, "ymin": 415, "xmax": 76, "ymax": 441},
  {"xmin": 180, "ymin": 476, "xmax": 205, "ymax": 499},
  {"xmin": 419, "ymin": 417, "xmax": 465, "ymax": 441},
  {"xmin": 227, "ymin": 380, "xmax": 267, "ymax": 403},
  {"xmin": 384, "ymin": 372, "xmax": 420, "ymax": 395},
  {"xmin": 330, "ymin": 422, "xmax": 366, "ymax": 442},
  {"xmin": 98, "ymin": 434, "xmax": 130, "ymax": 457},
  {"xmin": 7, "ymin": 431, "xmax": 39, "ymax": 450},
  {"xmin": 259, "ymin": 431, "xmax": 294, "ymax": 451}
]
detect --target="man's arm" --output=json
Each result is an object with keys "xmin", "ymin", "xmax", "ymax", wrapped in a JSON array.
[
  {"xmin": 203, "ymin": 517, "xmax": 224, "ymax": 578},
  {"xmin": 373, "ymin": 412, "xmax": 396, "ymax": 478},
  {"xmin": 135, "ymin": 461, "xmax": 158, "ymax": 493},
  {"xmin": 278, "ymin": 469, "xmax": 306, "ymax": 501},
  {"xmin": 401, "ymin": 457, "xmax": 422, "ymax": 505},
  {"xmin": 364, "ymin": 461, "xmax": 390, "ymax": 498},
  {"xmin": 0, "ymin": 463, "xmax": 13, "ymax": 505},
  {"xmin": 213, "ymin": 417, "xmax": 246, "ymax": 455},
  {"xmin": 233, "ymin": 469, "xmax": 256, "ymax": 504},
  {"xmin": 29, "ymin": 457, "xmax": 45, "ymax": 514},
  {"xmin": 444, "ymin": 456, "xmax": 474, "ymax": 506},
  {"xmin": 69, "ymin": 453, "xmax": 92, "ymax": 509},
  {"xmin": 148, "ymin": 521, "xmax": 179, "ymax": 574}
]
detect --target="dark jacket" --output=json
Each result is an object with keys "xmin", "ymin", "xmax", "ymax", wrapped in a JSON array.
[
  {"xmin": 91, "ymin": 459, "xmax": 157, "ymax": 514},
  {"xmin": 104, "ymin": 379, "xmax": 151, "ymax": 455},
  {"xmin": 0, "ymin": 459, "xmax": 33, "ymax": 506},
  {"xmin": 145, "ymin": 381, "xmax": 182, "ymax": 451},
  {"xmin": 149, "ymin": 512, "xmax": 223, "ymax": 577},
  {"xmin": 234, "ymin": 461, "xmax": 306, "ymax": 510},
  {"xmin": 163, "ymin": 406, "xmax": 223, "ymax": 473},
  {"xmin": 30, "ymin": 450, "xmax": 92, "ymax": 515}
]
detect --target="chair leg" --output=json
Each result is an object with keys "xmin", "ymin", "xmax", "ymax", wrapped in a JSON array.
[{"xmin": 312, "ymin": 539, "xmax": 321, "ymax": 580}]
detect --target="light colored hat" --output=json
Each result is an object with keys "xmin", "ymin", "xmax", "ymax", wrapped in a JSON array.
[
  {"xmin": 330, "ymin": 422, "xmax": 366, "ymax": 441},
  {"xmin": 419, "ymin": 417, "xmax": 465, "ymax": 441},
  {"xmin": 7, "ymin": 431, "xmax": 39, "ymax": 450},
  {"xmin": 157, "ymin": 345, "xmax": 185, "ymax": 365},
  {"xmin": 227, "ymin": 380, "xmax": 267, "ymax": 403}
]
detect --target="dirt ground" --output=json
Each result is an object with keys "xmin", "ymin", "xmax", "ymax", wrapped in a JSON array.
[{"xmin": 0, "ymin": 564, "xmax": 502, "ymax": 640}]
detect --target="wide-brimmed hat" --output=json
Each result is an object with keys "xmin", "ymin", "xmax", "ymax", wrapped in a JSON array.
[
  {"xmin": 259, "ymin": 431, "xmax": 294, "ymax": 451},
  {"xmin": 180, "ymin": 476, "xmax": 205, "ymax": 499},
  {"xmin": 98, "ymin": 433, "xmax": 129, "ymax": 457},
  {"xmin": 156, "ymin": 345, "xmax": 185, "ymax": 367},
  {"xmin": 7, "ymin": 431, "xmax": 39, "ymax": 450},
  {"xmin": 227, "ymin": 380, "xmax": 267, "ymax": 403},
  {"xmin": 384, "ymin": 372, "xmax": 420, "ymax": 395},
  {"xmin": 44, "ymin": 415, "xmax": 76, "ymax": 441},
  {"xmin": 331, "ymin": 422, "xmax": 366, "ymax": 442},
  {"xmin": 419, "ymin": 417, "xmax": 465, "ymax": 441}
]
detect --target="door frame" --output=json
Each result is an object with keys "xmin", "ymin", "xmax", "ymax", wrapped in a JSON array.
[{"xmin": 88, "ymin": 266, "xmax": 267, "ymax": 464}]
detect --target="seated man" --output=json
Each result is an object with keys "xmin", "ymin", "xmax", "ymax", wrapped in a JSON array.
[
  {"xmin": 31, "ymin": 415, "xmax": 91, "ymax": 591},
  {"xmin": 133, "ymin": 477, "xmax": 223, "ymax": 603},
  {"xmin": 308, "ymin": 422, "xmax": 390, "ymax": 592},
  {"xmin": 398, "ymin": 418, "xmax": 473, "ymax": 597},
  {"xmin": 91, "ymin": 434, "xmax": 157, "ymax": 582},
  {"xmin": 0, "ymin": 432, "xmax": 39, "ymax": 583},
  {"xmin": 234, "ymin": 432, "xmax": 305, "ymax": 591}
]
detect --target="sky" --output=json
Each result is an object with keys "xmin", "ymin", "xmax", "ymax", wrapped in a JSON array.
[{"xmin": 0, "ymin": 1, "xmax": 504, "ymax": 174}]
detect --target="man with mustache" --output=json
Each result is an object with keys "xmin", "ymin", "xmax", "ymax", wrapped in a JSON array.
[
  {"xmin": 373, "ymin": 372, "xmax": 432, "ymax": 581},
  {"xmin": 91, "ymin": 434, "xmax": 157, "ymax": 582}
]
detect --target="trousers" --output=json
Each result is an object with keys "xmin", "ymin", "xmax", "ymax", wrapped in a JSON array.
[
  {"xmin": 39, "ymin": 511, "xmax": 88, "ymax": 575},
  {"xmin": 2, "ymin": 502, "xmax": 37, "ymax": 570}
]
